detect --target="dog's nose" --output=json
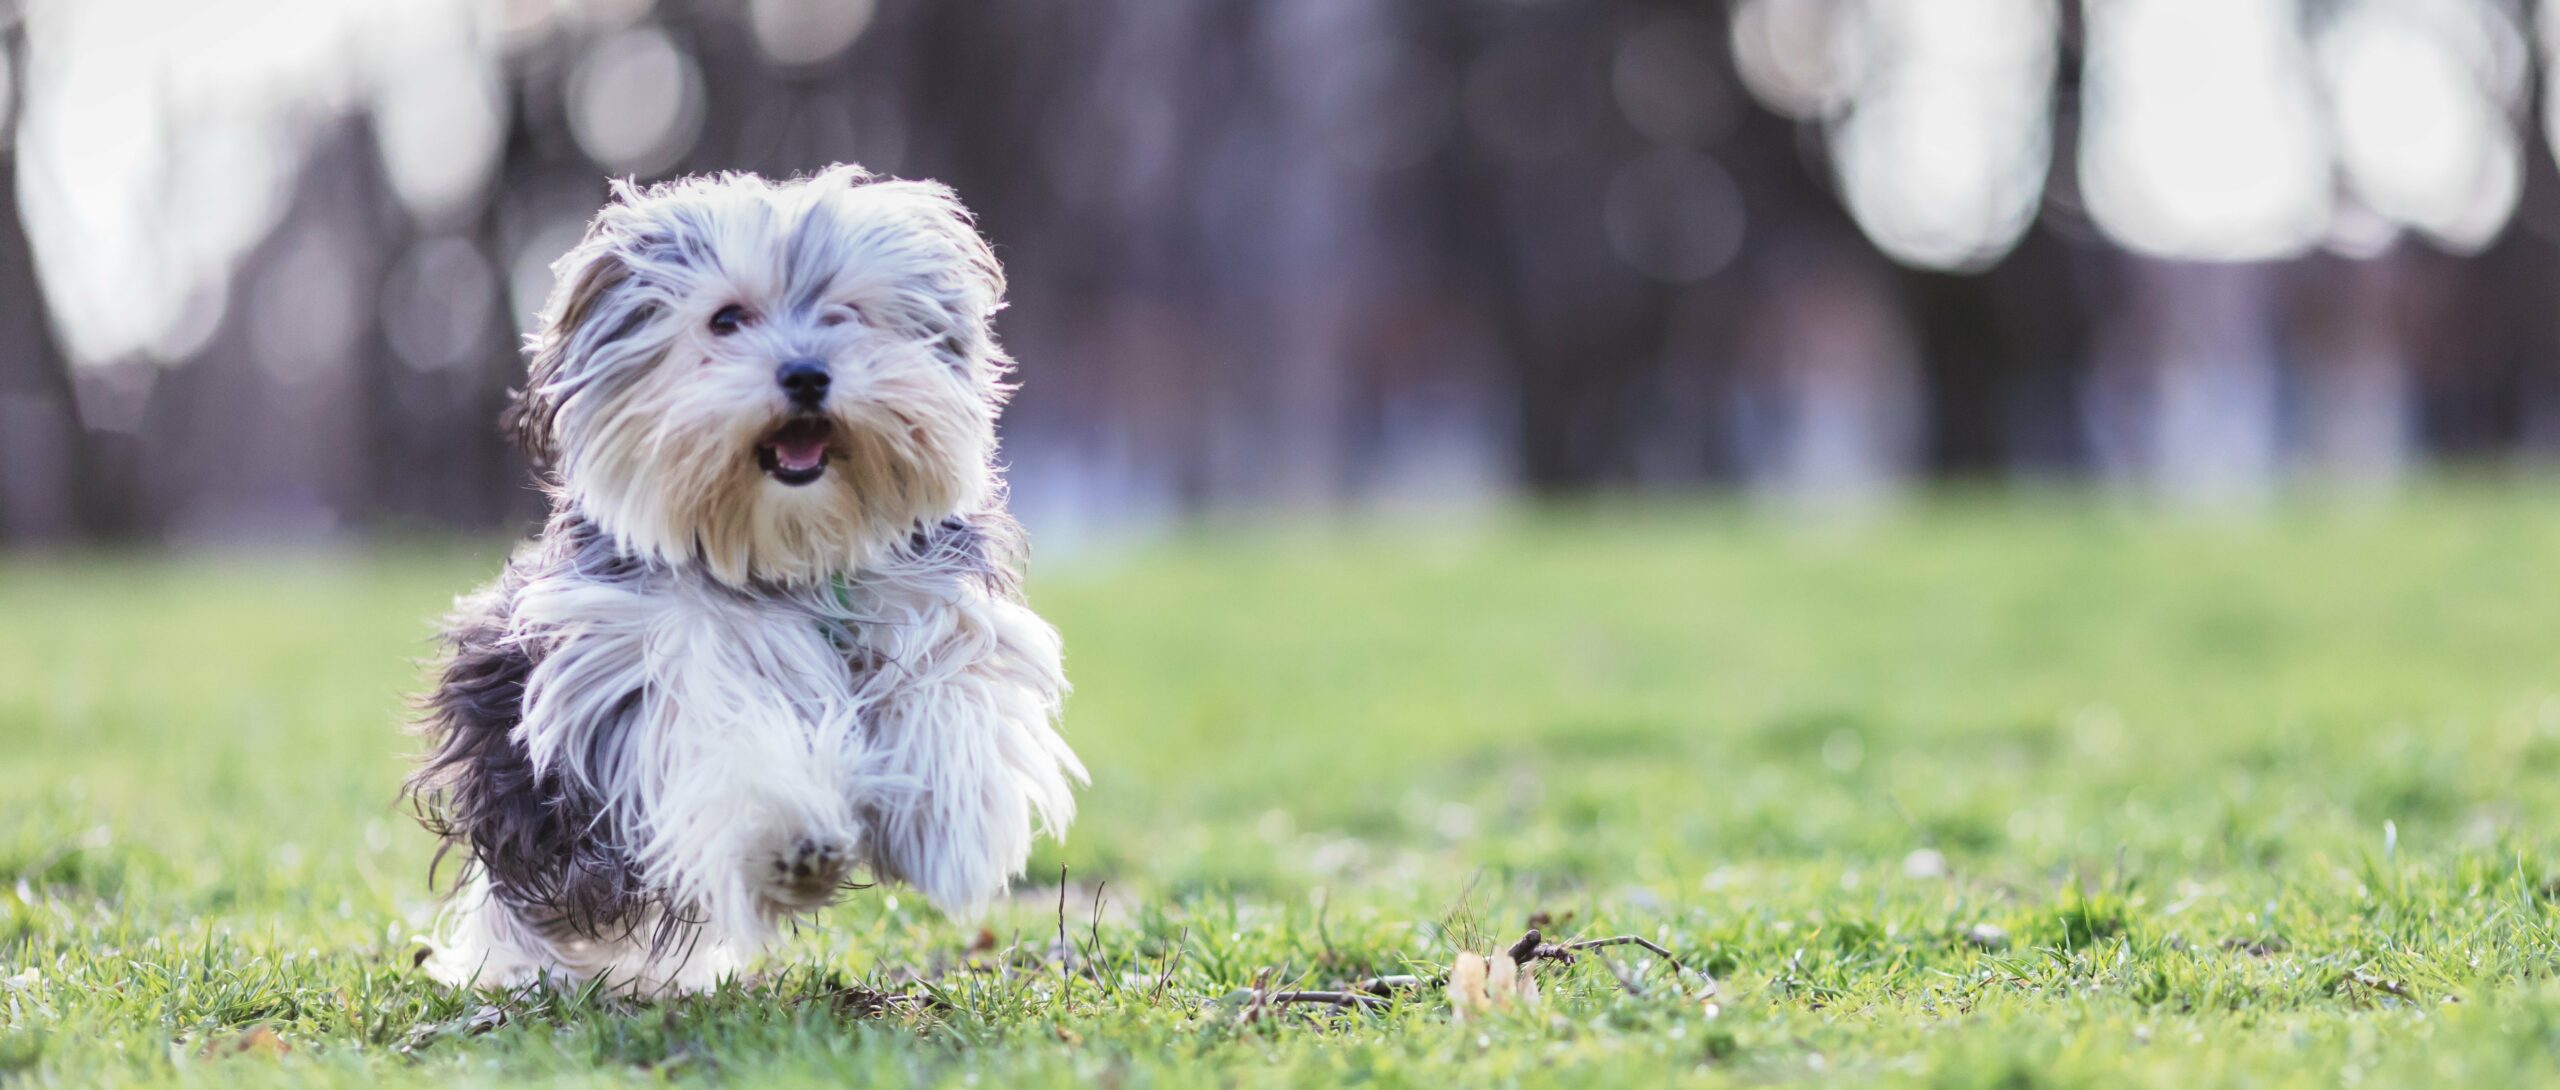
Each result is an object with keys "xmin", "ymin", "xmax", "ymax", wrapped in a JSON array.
[{"xmin": 777, "ymin": 359, "xmax": 830, "ymax": 408}]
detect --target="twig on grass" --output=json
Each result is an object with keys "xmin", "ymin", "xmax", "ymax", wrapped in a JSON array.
[
  {"xmin": 1149, "ymin": 925, "xmax": 1188, "ymax": 1006},
  {"xmin": 1232, "ymin": 967, "xmax": 1278, "ymax": 1025},
  {"xmin": 1552, "ymin": 935, "xmax": 1698, "ymax": 988},
  {"xmin": 1056, "ymin": 865, "xmax": 1072, "ymax": 1003},
  {"xmin": 1087, "ymin": 881, "xmax": 1112, "ymax": 997},
  {"xmin": 1352, "ymin": 974, "xmax": 1425, "ymax": 996},
  {"xmin": 2347, "ymin": 971, "xmax": 2414, "ymax": 1001},
  {"xmin": 1260, "ymin": 990, "xmax": 1389, "ymax": 1011},
  {"xmin": 1236, "ymin": 965, "xmax": 1389, "ymax": 1025},
  {"xmin": 1245, "ymin": 927, "xmax": 1709, "ymax": 1017},
  {"xmin": 1598, "ymin": 955, "xmax": 1647, "ymax": 997},
  {"xmin": 823, "ymin": 984, "xmax": 949, "ymax": 1020},
  {"xmin": 1495, "ymin": 929, "xmax": 1703, "ymax": 996}
]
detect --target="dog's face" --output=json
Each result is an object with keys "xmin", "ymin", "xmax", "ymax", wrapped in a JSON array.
[{"xmin": 516, "ymin": 166, "xmax": 1008, "ymax": 586}]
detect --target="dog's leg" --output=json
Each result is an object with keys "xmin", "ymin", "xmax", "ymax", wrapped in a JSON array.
[
  {"xmin": 843, "ymin": 524, "xmax": 1084, "ymax": 917},
  {"xmin": 515, "ymin": 574, "xmax": 869, "ymax": 946},
  {"xmin": 425, "ymin": 878, "xmax": 746, "ymax": 995},
  {"xmin": 421, "ymin": 876, "xmax": 566, "ymax": 991},
  {"xmin": 573, "ymin": 927, "xmax": 744, "ymax": 997},
  {"xmin": 416, "ymin": 569, "xmax": 668, "ymax": 991}
]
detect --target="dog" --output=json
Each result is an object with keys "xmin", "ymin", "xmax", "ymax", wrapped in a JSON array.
[{"xmin": 405, "ymin": 165, "xmax": 1084, "ymax": 995}]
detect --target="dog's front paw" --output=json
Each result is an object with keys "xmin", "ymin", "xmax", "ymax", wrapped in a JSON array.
[{"xmin": 761, "ymin": 834, "xmax": 855, "ymax": 910}]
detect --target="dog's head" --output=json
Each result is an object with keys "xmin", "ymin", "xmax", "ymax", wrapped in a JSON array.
[{"xmin": 514, "ymin": 165, "xmax": 1009, "ymax": 586}]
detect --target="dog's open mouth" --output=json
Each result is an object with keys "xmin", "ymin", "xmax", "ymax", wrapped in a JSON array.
[{"xmin": 755, "ymin": 418, "xmax": 833, "ymax": 486}]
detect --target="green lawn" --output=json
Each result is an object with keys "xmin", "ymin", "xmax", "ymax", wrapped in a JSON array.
[{"xmin": 8, "ymin": 487, "xmax": 2560, "ymax": 1087}]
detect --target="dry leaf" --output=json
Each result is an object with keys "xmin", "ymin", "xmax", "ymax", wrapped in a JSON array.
[
  {"xmin": 1448, "ymin": 949, "xmax": 1540, "ymax": 1020},
  {"xmin": 1448, "ymin": 952, "xmax": 1488, "ymax": 1021},
  {"xmin": 1485, "ymin": 954, "xmax": 1519, "ymax": 1007},
  {"xmin": 203, "ymin": 1025, "xmax": 290, "ymax": 1059}
]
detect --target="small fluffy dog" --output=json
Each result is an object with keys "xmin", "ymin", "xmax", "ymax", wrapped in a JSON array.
[{"xmin": 406, "ymin": 165, "xmax": 1083, "ymax": 994}]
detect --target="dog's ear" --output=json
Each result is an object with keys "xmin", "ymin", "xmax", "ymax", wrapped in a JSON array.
[
  {"xmin": 827, "ymin": 172, "xmax": 1008, "ymax": 378},
  {"xmin": 510, "ymin": 223, "xmax": 641, "ymax": 473},
  {"xmin": 910, "ymin": 183, "xmax": 1008, "ymax": 376}
]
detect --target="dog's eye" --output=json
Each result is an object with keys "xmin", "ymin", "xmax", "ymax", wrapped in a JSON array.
[
  {"xmin": 708, "ymin": 305, "xmax": 751, "ymax": 335},
  {"xmin": 818, "ymin": 304, "xmax": 865, "ymax": 329}
]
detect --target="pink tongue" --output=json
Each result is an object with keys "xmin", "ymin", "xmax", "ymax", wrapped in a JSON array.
[{"xmin": 773, "ymin": 436, "xmax": 827, "ymax": 471}]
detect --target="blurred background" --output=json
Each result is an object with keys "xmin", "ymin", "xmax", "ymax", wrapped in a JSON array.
[{"xmin": 1, "ymin": 0, "xmax": 2556, "ymax": 549}]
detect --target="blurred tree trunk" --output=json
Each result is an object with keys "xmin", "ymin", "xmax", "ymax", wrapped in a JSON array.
[
  {"xmin": 1419, "ymin": 0, "xmax": 1700, "ymax": 494},
  {"xmin": 133, "ymin": 121, "xmax": 390, "ymax": 539},
  {"xmin": 0, "ymin": 13, "xmax": 88, "ymax": 542},
  {"xmin": 2409, "ymin": 12, "xmax": 2560, "ymax": 461},
  {"xmin": 1893, "ymin": 1, "xmax": 2097, "ymax": 479},
  {"xmin": 474, "ymin": 29, "xmax": 604, "ymax": 528}
]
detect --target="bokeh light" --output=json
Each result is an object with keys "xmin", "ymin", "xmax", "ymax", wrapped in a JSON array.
[
  {"xmin": 0, "ymin": 38, "xmax": 14, "ymax": 146},
  {"xmin": 2080, "ymin": 0, "xmax": 2331, "ymax": 261},
  {"xmin": 1730, "ymin": 0, "xmax": 1861, "ymax": 122},
  {"xmin": 1613, "ymin": 15, "xmax": 1736, "ymax": 148},
  {"xmin": 382, "ymin": 236, "xmax": 499, "ymax": 373},
  {"xmin": 1603, "ymin": 146, "xmax": 1745, "ymax": 283},
  {"xmin": 748, "ymin": 0, "xmax": 874, "ymax": 70},
  {"xmin": 1828, "ymin": 0, "xmax": 2055, "ymax": 272},
  {"xmin": 373, "ymin": 13, "xmax": 506, "ymax": 228},
  {"xmin": 247, "ymin": 222, "xmax": 366, "ymax": 384},
  {"xmin": 509, "ymin": 216, "xmax": 589, "ymax": 336},
  {"xmin": 2320, "ymin": 0, "xmax": 2523, "ymax": 253},
  {"xmin": 567, "ymin": 24, "xmax": 704, "ymax": 177}
]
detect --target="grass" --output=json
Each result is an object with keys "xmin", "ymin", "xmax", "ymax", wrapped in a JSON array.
[{"xmin": 7, "ymin": 485, "xmax": 2560, "ymax": 1086}]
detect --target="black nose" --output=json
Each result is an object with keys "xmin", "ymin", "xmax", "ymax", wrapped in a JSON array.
[{"xmin": 777, "ymin": 359, "xmax": 830, "ymax": 408}]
